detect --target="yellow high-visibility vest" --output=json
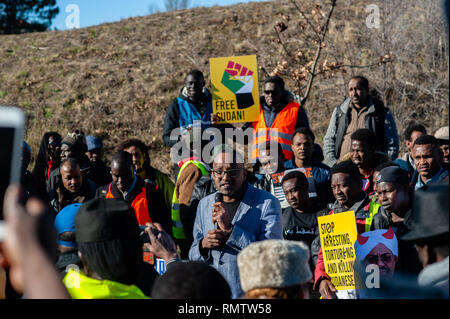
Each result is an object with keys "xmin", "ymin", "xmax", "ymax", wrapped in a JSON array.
[
  {"xmin": 171, "ymin": 160, "xmax": 209, "ymax": 239},
  {"xmin": 365, "ymin": 201, "xmax": 381, "ymax": 232},
  {"xmin": 63, "ymin": 269, "xmax": 150, "ymax": 299}
]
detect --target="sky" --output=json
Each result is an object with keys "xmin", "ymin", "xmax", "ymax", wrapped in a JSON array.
[{"xmin": 51, "ymin": 0, "xmax": 268, "ymax": 31}]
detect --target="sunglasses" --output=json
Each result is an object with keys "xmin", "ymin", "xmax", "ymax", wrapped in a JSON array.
[
  {"xmin": 365, "ymin": 254, "xmax": 394, "ymax": 264},
  {"xmin": 263, "ymin": 90, "xmax": 280, "ymax": 95}
]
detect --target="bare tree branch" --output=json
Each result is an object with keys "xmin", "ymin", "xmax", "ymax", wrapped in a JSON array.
[
  {"xmin": 259, "ymin": 66, "xmax": 270, "ymax": 77},
  {"xmin": 273, "ymin": 25, "xmax": 292, "ymax": 58},
  {"xmin": 301, "ymin": 0, "xmax": 336, "ymax": 106},
  {"xmin": 290, "ymin": 0, "xmax": 321, "ymax": 40},
  {"xmin": 341, "ymin": 58, "xmax": 394, "ymax": 69}
]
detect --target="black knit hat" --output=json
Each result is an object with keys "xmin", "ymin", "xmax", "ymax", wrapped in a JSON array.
[
  {"xmin": 75, "ymin": 198, "xmax": 140, "ymax": 243},
  {"xmin": 62, "ymin": 131, "xmax": 88, "ymax": 155},
  {"xmin": 376, "ymin": 166, "xmax": 410, "ymax": 185},
  {"xmin": 401, "ymin": 182, "xmax": 449, "ymax": 242}
]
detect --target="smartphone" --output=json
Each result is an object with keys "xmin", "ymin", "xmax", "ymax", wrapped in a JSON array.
[
  {"xmin": 139, "ymin": 225, "xmax": 160, "ymax": 245},
  {"xmin": 0, "ymin": 107, "xmax": 25, "ymax": 240},
  {"xmin": 139, "ymin": 225, "xmax": 150, "ymax": 244}
]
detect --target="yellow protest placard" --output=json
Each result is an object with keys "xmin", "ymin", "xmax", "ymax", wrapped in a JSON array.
[
  {"xmin": 318, "ymin": 211, "xmax": 358, "ymax": 290},
  {"xmin": 209, "ymin": 55, "xmax": 260, "ymax": 123}
]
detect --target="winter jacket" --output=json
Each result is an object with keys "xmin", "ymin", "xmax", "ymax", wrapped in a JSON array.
[
  {"xmin": 393, "ymin": 153, "xmax": 416, "ymax": 174},
  {"xmin": 411, "ymin": 167, "xmax": 449, "ymax": 190},
  {"xmin": 143, "ymin": 164, "xmax": 175, "ymax": 213},
  {"xmin": 171, "ymin": 160, "xmax": 210, "ymax": 258},
  {"xmin": 172, "ymin": 160, "xmax": 210, "ymax": 240},
  {"xmin": 163, "ymin": 87, "xmax": 213, "ymax": 148},
  {"xmin": 189, "ymin": 184, "xmax": 283, "ymax": 298},
  {"xmin": 418, "ymin": 257, "xmax": 449, "ymax": 296},
  {"xmin": 323, "ymin": 96, "xmax": 399, "ymax": 167},
  {"xmin": 96, "ymin": 177, "xmax": 172, "ymax": 234}
]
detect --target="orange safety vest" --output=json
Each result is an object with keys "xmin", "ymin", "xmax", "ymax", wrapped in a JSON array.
[
  {"xmin": 251, "ymin": 100, "xmax": 300, "ymax": 161},
  {"xmin": 106, "ymin": 183, "xmax": 152, "ymax": 226}
]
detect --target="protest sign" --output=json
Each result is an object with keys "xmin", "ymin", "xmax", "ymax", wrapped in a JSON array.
[
  {"xmin": 270, "ymin": 168, "xmax": 318, "ymax": 208},
  {"xmin": 318, "ymin": 211, "xmax": 358, "ymax": 290},
  {"xmin": 210, "ymin": 55, "xmax": 260, "ymax": 123}
]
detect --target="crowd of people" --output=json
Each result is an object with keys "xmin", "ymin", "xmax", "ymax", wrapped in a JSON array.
[{"xmin": 0, "ymin": 70, "xmax": 448, "ymax": 300}]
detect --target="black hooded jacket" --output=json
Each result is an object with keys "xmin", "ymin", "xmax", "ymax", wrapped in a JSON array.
[{"xmin": 96, "ymin": 177, "xmax": 172, "ymax": 235}]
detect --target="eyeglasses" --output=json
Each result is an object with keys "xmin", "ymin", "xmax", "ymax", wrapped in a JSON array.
[
  {"xmin": 48, "ymin": 141, "xmax": 60, "ymax": 147},
  {"xmin": 365, "ymin": 254, "xmax": 394, "ymax": 264},
  {"xmin": 211, "ymin": 168, "xmax": 243, "ymax": 178}
]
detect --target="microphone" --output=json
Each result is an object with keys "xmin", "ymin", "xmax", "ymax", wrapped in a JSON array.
[
  {"xmin": 214, "ymin": 192, "xmax": 223, "ymax": 230},
  {"xmin": 215, "ymin": 192, "xmax": 223, "ymax": 203}
]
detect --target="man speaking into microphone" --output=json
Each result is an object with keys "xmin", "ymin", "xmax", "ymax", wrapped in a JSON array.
[{"xmin": 189, "ymin": 145, "xmax": 283, "ymax": 298}]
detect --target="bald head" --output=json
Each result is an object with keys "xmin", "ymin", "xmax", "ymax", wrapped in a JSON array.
[
  {"xmin": 60, "ymin": 159, "xmax": 82, "ymax": 193},
  {"xmin": 110, "ymin": 151, "xmax": 134, "ymax": 193},
  {"xmin": 111, "ymin": 151, "xmax": 133, "ymax": 170}
]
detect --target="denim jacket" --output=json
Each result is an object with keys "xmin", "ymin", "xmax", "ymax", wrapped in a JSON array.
[{"xmin": 188, "ymin": 184, "xmax": 283, "ymax": 298}]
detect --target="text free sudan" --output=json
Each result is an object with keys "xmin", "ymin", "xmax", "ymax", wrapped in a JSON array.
[{"xmin": 215, "ymin": 99, "xmax": 247, "ymax": 122}]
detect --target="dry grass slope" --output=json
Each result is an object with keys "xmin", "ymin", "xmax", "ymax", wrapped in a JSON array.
[{"xmin": 0, "ymin": 0, "xmax": 448, "ymax": 176}]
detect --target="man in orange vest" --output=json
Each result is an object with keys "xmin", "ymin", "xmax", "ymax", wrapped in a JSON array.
[
  {"xmin": 95, "ymin": 151, "xmax": 172, "ymax": 234},
  {"xmin": 242, "ymin": 76, "xmax": 309, "ymax": 163}
]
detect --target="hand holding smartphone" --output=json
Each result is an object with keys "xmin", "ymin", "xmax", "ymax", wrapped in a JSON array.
[
  {"xmin": 139, "ymin": 225, "xmax": 160, "ymax": 244},
  {"xmin": 142, "ymin": 222, "xmax": 178, "ymax": 262},
  {"xmin": 0, "ymin": 107, "xmax": 25, "ymax": 241}
]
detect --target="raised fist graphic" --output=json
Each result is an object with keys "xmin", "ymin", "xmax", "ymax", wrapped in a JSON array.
[{"xmin": 221, "ymin": 61, "xmax": 255, "ymax": 109}]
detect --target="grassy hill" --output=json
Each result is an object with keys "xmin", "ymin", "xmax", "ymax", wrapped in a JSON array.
[{"xmin": 0, "ymin": 0, "xmax": 448, "ymax": 177}]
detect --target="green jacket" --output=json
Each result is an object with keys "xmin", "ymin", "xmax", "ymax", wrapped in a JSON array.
[{"xmin": 154, "ymin": 169, "xmax": 175, "ymax": 211}]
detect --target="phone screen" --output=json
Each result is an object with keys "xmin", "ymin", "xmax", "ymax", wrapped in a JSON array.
[{"xmin": 0, "ymin": 127, "xmax": 15, "ymax": 220}]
